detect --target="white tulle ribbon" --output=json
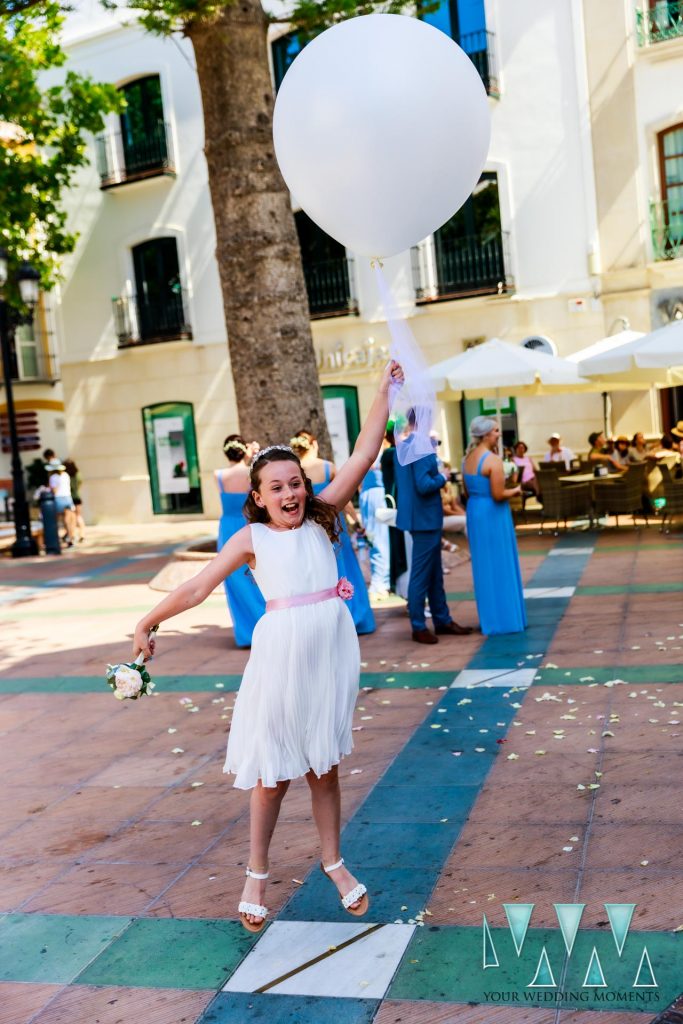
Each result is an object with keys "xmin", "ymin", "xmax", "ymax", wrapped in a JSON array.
[{"xmin": 374, "ymin": 265, "xmax": 436, "ymax": 467}]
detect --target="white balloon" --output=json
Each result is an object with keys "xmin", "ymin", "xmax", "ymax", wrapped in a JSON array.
[{"xmin": 273, "ymin": 13, "xmax": 491, "ymax": 259}]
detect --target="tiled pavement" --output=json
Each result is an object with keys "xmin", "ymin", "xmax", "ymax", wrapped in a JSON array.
[{"xmin": 0, "ymin": 522, "xmax": 682, "ymax": 1023}]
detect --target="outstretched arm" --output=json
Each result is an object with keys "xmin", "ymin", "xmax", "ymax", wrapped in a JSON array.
[
  {"xmin": 132, "ymin": 526, "xmax": 253, "ymax": 658},
  {"xmin": 320, "ymin": 361, "xmax": 404, "ymax": 511}
]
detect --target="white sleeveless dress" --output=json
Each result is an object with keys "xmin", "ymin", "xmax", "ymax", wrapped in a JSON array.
[{"xmin": 223, "ymin": 520, "xmax": 361, "ymax": 789}]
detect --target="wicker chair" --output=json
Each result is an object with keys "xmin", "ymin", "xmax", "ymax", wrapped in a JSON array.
[
  {"xmin": 593, "ymin": 463, "xmax": 649, "ymax": 527},
  {"xmin": 658, "ymin": 463, "xmax": 683, "ymax": 533},
  {"xmin": 537, "ymin": 470, "xmax": 592, "ymax": 534}
]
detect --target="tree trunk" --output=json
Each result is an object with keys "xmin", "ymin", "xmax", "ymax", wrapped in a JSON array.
[{"xmin": 188, "ymin": 0, "xmax": 331, "ymax": 454}]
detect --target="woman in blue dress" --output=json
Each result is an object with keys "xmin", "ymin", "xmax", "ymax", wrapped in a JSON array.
[
  {"xmin": 290, "ymin": 430, "xmax": 375, "ymax": 634},
  {"xmin": 216, "ymin": 434, "xmax": 265, "ymax": 647},
  {"xmin": 462, "ymin": 416, "xmax": 526, "ymax": 636}
]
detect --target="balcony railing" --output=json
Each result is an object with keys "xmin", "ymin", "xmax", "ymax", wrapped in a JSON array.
[
  {"xmin": 113, "ymin": 289, "xmax": 193, "ymax": 347},
  {"xmin": 302, "ymin": 257, "xmax": 358, "ymax": 319},
  {"xmin": 413, "ymin": 231, "xmax": 512, "ymax": 303},
  {"xmin": 650, "ymin": 198, "xmax": 683, "ymax": 260},
  {"xmin": 96, "ymin": 122, "xmax": 175, "ymax": 189},
  {"xmin": 636, "ymin": 1, "xmax": 683, "ymax": 45},
  {"xmin": 459, "ymin": 29, "xmax": 499, "ymax": 98}
]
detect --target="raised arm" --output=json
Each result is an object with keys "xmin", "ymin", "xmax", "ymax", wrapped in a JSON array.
[
  {"xmin": 320, "ymin": 361, "xmax": 404, "ymax": 511},
  {"xmin": 132, "ymin": 526, "xmax": 253, "ymax": 658}
]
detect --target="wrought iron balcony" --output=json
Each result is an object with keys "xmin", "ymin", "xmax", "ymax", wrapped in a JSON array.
[
  {"xmin": 459, "ymin": 29, "xmax": 499, "ymax": 98},
  {"xmin": 636, "ymin": 1, "xmax": 683, "ymax": 45},
  {"xmin": 113, "ymin": 289, "xmax": 193, "ymax": 347},
  {"xmin": 413, "ymin": 232, "xmax": 512, "ymax": 303},
  {"xmin": 302, "ymin": 257, "xmax": 358, "ymax": 319},
  {"xmin": 96, "ymin": 122, "xmax": 175, "ymax": 189},
  {"xmin": 650, "ymin": 198, "xmax": 683, "ymax": 260}
]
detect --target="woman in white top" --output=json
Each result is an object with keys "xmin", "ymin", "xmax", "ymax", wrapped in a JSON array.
[{"xmin": 48, "ymin": 463, "xmax": 76, "ymax": 547}]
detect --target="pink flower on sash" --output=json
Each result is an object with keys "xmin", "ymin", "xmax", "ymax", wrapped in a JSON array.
[{"xmin": 337, "ymin": 577, "xmax": 354, "ymax": 600}]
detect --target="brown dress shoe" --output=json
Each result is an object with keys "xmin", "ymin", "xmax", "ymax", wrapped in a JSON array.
[
  {"xmin": 435, "ymin": 621, "xmax": 474, "ymax": 636},
  {"xmin": 412, "ymin": 628, "xmax": 439, "ymax": 644}
]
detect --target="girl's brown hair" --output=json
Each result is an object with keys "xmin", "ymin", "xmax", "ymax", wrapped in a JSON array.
[{"xmin": 244, "ymin": 448, "xmax": 340, "ymax": 543}]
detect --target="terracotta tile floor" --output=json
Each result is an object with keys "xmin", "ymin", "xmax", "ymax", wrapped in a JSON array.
[{"xmin": 1, "ymin": 523, "xmax": 682, "ymax": 1023}]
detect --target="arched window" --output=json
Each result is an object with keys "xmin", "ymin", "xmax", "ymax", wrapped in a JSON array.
[
  {"xmin": 295, "ymin": 211, "xmax": 356, "ymax": 318},
  {"xmin": 97, "ymin": 74, "xmax": 174, "ymax": 187},
  {"xmin": 655, "ymin": 124, "xmax": 683, "ymax": 259},
  {"xmin": 114, "ymin": 238, "xmax": 191, "ymax": 346},
  {"xmin": 119, "ymin": 75, "xmax": 168, "ymax": 176},
  {"xmin": 431, "ymin": 172, "xmax": 508, "ymax": 299}
]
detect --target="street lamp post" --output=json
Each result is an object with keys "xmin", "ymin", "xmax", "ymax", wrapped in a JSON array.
[{"xmin": 0, "ymin": 248, "xmax": 41, "ymax": 557}]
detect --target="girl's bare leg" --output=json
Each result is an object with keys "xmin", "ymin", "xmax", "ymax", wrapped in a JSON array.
[
  {"xmin": 306, "ymin": 765, "xmax": 363, "ymax": 909},
  {"xmin": 240, "ymin": 779, "xmax": 289, "ymax": 925}
]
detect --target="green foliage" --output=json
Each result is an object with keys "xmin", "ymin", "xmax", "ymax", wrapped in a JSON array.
[
  {"xmin": 0, "ymin": 1, "xmax": 120, "ymax": 307},
  {"xmin": 101, "ymin": 0, "xmax": 424, "ymax": 38},
  {"xmin": 286, "ymin": 0, "xmax": 427, "ymax": 40}
]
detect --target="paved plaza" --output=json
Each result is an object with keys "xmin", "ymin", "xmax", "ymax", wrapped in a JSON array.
[{"xmin": 0, "ymin": 523, "xmax": 682, "ymax": 1024}]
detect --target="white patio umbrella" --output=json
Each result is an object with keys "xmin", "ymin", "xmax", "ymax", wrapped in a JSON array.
[
  {"xmin": 428, "ymin": 338, "xmax": 592, "ymax": 447},
  {"xmin": 633, "ymin": 319, "xmax": 683, "ymax": 370},
  {"xmin": 429, "ymin": 338, "xmax": 591, "ymax": 396},
  {"xmin": 571, "ymin": 328, "xmax": 683, "ymax": 386}
]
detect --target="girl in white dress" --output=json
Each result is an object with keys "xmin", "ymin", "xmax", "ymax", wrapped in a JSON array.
[{"xmin": 132, "ymin": 360, "xmax": 404, "ymax": 932}]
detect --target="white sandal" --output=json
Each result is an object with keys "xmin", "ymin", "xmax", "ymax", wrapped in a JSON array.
[
  {"xmin": 238, "ymin": 867, "xmax": 269, "ymax": 933},
  {"xmin": 321, "ymin": 857, "xmax": 369, "ymax": 916}
]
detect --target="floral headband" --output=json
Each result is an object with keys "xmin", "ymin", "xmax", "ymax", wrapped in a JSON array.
[
  {"xmin": 289, "ymin": 434, "xmax": 312, "ymax": 451},
  {"xmin": 223, "ymin": 439, "xmax": 247, "ymax": 455},
  {"xmin": 249, "ymin": 444, "xmax": 297, "ymax": 473}
]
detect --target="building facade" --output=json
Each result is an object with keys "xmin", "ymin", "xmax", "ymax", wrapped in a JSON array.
[{"xmin": 46, "ymin": 0, "xmax": 681, "ymax": 523}]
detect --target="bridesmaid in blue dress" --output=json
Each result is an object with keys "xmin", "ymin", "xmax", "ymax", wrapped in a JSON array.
[
  {"xmin": 290, "ymin": 430, "xmax": 376, "ymax": 634},
  {"xmin": 216, "ymin": 434, "xmax": 265, "ymax": 647},
  {"xmin": 462, "ymin": 417, "xmax": 527, "ymax": 636}
]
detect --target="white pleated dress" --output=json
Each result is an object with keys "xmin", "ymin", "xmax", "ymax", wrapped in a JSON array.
[{"xmin": 224, "ymin": 520, "xmax": 361, "ymax": 789}]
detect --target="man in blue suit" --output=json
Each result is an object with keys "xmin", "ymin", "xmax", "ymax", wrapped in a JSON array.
[{"xmin": 395, "ymin": 413, "xmax": 473, "ymax": 644}]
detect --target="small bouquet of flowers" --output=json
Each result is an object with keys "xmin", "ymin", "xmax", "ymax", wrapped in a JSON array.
[
  {"xmin": 106, "ymin": 625, "xmax": 158, "ymax": 701},
  {"xmin": 337, "ymin": 577, "xmax": 354, "ymax": 600}
]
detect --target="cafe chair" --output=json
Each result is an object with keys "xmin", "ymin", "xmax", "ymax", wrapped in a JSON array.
[
  {"xmin": 658, "ymin": 463, "xmax": 683, "ymax": 533},
  {"xmin": 593, "ymin": 463, "xmax": 649, "ymax": 528},
  {"xmin": 538, "ymin": 471, "xmax": 592, "ymax": 535}
]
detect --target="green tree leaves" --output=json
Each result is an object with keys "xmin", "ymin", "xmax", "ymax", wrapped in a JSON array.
[{"xmin": 0, "ymin": 1, "xmax": 120, "ymax": 306}]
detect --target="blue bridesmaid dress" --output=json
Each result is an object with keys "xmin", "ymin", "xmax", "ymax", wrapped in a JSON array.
[
  {"xmin": 464, "ymin": 452, "xmax": 527, "ymax": 636},
  {"xmin": 313, "ymin": 462, "xmax": 375, "ymax": 635},
  {"xmin": 216, "ymin": 474, "xmax": 266, "ymax": 647}
]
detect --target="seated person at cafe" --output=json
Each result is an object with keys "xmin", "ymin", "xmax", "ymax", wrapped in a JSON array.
[
  {"xmin": 587, "ymin": 431, "xmax": 626, "ymax": 473},
  {"xmin": 544, "ymin": 433, "xmax": 574, "ymax": 470},
  {"xmin": 513, "ymin": 440, "xmax": 539, "ymax": 495},
  {"xmin": 612, "ymin": 435, "xmax": 631, "ymax": 468},
  {"xmin": 440, "ymin": 462, "xmax": 467, "ymax": 553},
  {"xmin": 629, "ymin": 432, "xmax": 652, "ymax": 463},
  {"xmin": 503, "ymin": 447, "xmax": 519, "ymax": 485}
]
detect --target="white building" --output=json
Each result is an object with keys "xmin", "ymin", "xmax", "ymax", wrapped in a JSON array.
[{"xmin": 38, "ymin": 0, "xmax": 682, "ymax": 522}]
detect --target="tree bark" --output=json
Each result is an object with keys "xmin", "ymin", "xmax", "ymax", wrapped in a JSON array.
[{"xmin": 188, "ymin": 0, "xmax": 331, "ymax": 453}]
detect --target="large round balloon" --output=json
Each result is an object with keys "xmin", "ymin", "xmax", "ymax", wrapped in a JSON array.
[{"xmin": 273, "ymin": 13, "xmax": 491, "ymax": 258}]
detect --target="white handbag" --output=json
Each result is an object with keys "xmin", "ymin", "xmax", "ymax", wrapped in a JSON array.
[{"xmin": 375, "ymin": 493, "xmax": 397, "ymax": 527}]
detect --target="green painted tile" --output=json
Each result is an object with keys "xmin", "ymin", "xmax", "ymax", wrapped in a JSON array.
[
  {"xmin": 533, "ymin": 666, "xmax": 682, "ymax": 686},
  {"xmin": 198, "ymin": 993, "xmax": 379, "ymax": 1024},
  {"xmin": 576, "ymin": 582, "xmax": 683, "ymax": 596},
  {"xmin": 445, "ymin": 591, "xmax": 475, "ymax": 601},
  {"xmin": 0, "ymin": 913, "xmax": 132, "ymax": 984},
  {"xmin": 0, "ymin": 671, "xmax": 456, "ymax": 694},
  {"xmin": 389, "ymin": 925, "xmax": 681, "ymax": 1011},
  {"xmin": 75, "ymin": 917, "xmax": 257, "ymax": 989},
  {"xmin": 360, "ymin": 672, "xmax": 455, "ymax": 690}
]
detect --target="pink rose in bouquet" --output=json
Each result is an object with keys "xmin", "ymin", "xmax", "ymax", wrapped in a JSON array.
[{"xmin": 336, "ymin": 577, "xmax": 354, "ymax": 601}]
